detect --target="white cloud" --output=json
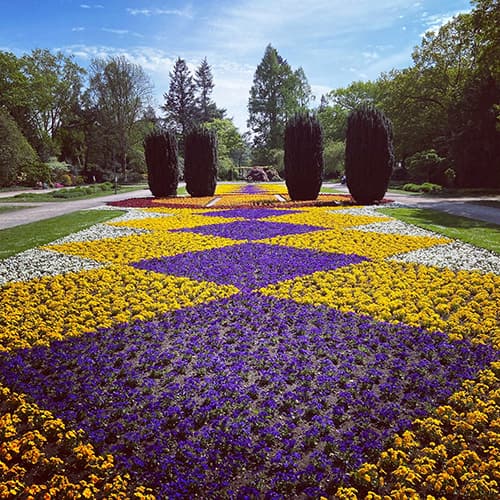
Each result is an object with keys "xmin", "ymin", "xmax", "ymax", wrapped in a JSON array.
[
  {"xmin": 72, "ymin": 27, "xmax": 85, "ymax": 32},
  {"xmin": 126, "ymin": 7, "xmax": 193, "ymax": 18},
  {"xmin": 80, "ymin": 4, "xmax": 103, "ymax": 8},
  {"xmin": 420, "ymin": 9, "xmax": 470, "ymax": 35}
]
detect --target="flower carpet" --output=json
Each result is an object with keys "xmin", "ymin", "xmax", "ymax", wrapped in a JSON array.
[{"xmin": 1, "ymin": 183, "xmax": 499, "ymax": 499}]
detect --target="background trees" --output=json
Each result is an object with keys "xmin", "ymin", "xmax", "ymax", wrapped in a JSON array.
[
  {"xmin": 88, "ymin": 56, "xmax": 153, "ymax": 181},
  {"xmin": 247, "ymin": 44, "xmax": 313, "ymax": 164}
]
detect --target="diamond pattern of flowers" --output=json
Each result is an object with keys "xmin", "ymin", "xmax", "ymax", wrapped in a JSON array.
[
  {"xmin": 174, "ymin": 219, "xmax": 324, "ymax": 240},
  {"xmin": 133, "ymin": 242, "xmax": 369, "ymax": 291}
]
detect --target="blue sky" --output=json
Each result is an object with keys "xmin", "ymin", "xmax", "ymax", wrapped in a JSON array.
[{"xmin": 1, "ymin": 0, "xmax": 472, "ymax": 132}]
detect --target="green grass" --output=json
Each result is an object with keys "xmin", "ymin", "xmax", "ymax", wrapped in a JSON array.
[
  {"xmin": 0, "ymin": 184, "xmax": 147, "ymax": 203},
  {"xmin": 0, "ymin": 209, "xmax": 125, "ymax": 260},
  {"xmin": 378, "ymin": 207, "xmax": 500, "ymax": 254}
]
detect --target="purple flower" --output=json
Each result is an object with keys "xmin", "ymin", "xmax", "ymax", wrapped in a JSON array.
[
  {"xmin": 133, "ymin": 243, "xmax": 368, "ymax": 291},
  {"xmin": 199, "ymin": 208, "xmax": 301, "ymax": 219},
  {"xmin": 0, "ymin": 292, "xmax": 496, "ymax": 497},
  {"xmin": 173, "ymin": 220, "xmax": 324, "ymax": 240}
]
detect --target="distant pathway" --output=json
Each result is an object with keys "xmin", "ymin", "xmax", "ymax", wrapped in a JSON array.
[
  {"xmin": 327, "ymin": 183, "xmax": 500, "ymax": 226},
  {"xmin": 0, "ymin": 189, "xmax": 151, "ymax": 230}
]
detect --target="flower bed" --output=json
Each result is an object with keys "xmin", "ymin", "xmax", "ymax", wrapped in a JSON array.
[{"xmin": 1, "ymin": 196, "xmax": 498, "ymax": 498}]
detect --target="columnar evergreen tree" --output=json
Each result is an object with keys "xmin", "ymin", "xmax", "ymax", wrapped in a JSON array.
[
  {"xmin": 162, "ymin": 58, "xmax": 197, "ymax": 137},
  {"xmin": 184, "ymin": 128, "xmax": 217, "ymax": 197},
  {"xmin": 345, "ymin": 105, "xmax": 394, "ymax": 204},
  {"xmin": 144, "ymin": 129, "xmax": 178, "ymax": 197},
  {"xmin": 284, "ymin": 112, "xmax": 323, "ymax": 200}
]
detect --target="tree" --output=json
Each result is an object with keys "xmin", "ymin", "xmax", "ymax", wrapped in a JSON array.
[
  {"xmin": 204, "ymin": 118, "xmax": 246, "ymax": 180},
  {"xmin": 88, "ymin": 55, "xmax": 153, "ymax": 180},
  {"xmin": 284, "ymin": 112, "xmax": 323, "ymax": 200},
  {"xmin": 184, "ymin": 128, "xmax": 217, "ymax": 196},
  {"xmin": 162, "ymin": 58, "xmax": 197, "ymax": 138},
  {"xmin": 194, "ymin": 58, "xmax": 215, "ymax": 123},
  {"xmin": 318, "ymin": 80, "xmax": 384, "ymax": 144},
  {"xmin": 345, "ymin": 105, "xmax": 394, "ymax": 204},
  {"xmin": 144, "ymin": 129, "xmax": 179, "ymax": 197},
  {"xmin": 248, "ymin": 44, "xmax": 313, "ymax": 163},
  {"xmin": 0, "ymin": 108, "xmax": 39, "ymax": 186}
]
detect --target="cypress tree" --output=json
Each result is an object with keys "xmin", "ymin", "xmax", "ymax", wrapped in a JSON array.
[
  {"xmin": 144, "ymin": 129, "xmax": 179, "ymax": 197},
  {"xmin": 345, "ymin": 105, "xmax": 394, "ymax": 204},
  {"xmin": 284, "ymin": 112, "xmax": 323, "ymax": 200},
  {"xmin": 184, "ymin": 127, "xmax": 217, "ymax": 197}
]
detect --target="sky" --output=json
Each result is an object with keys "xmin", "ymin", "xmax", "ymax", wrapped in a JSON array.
[{"xmin": 0, "ymin": 0, "xmax": 472, "ymax": 133}]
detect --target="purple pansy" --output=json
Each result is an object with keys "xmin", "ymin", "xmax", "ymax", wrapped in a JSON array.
[
  {"xmin": 132, "ymin": 243, "xmax": 368, "ymax": 291},
  {"xmin": 0, "ymin": 292, "xmax": 496, "ymax": 498},
  {"xmin": 173, "ymin": 220, "xmax": 323, "ymax": 240},
  {"xmin": 199, "ymin": 208, "xmax": 301, "ymax": 219}
]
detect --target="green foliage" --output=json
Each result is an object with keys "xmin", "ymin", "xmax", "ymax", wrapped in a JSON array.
[
  {"xmin": 402, "ymin": 182, "xmax": 443, "ymax": 193},
  {"xmin": 144, "ymin": 130, "xmax": 179, "ymax": 197},
  {"xmin": 406, "ymin": 149, "xmax": 444, "ymax": 183},
  {"xmin": 345, "ymin": 105, "xmax": 394, "ymax": 204},
  {"xmin": 203, "ymin": 118, "xmax": 246, "ymax": 170},
  {"xmin": 284, "ymin": 112, "xmax": 323, "ymax": 201},
  {"xmin": 89, "ymin": 55, "xmax": 153, "ymax": 181},
  {"xmin": 323, "ymin": 140, "xmax": 345, "ymax": 179},
  {"xmin": 217, "ymin": 156, "xmax": 236, "ymax": 181},
  {"xmin": 0, "ymin": 109, "xmax": 39, "ymax": 186},
  {"xmin": 318, "ymin": 81, "xmax": 384, "ymax": 144},
  {"xmin": 162, "ymin": 57, "xmax": 197, "ymax": 137},
  {"xmin": 248, "ymin": 44, "xmax": 313, "ymax": 163},
  {"xmin": 269, "ymin": 148, "xmax": 284, "ymax": 176},
  {"xmin": 184, "ymin": 128, "xmax": 218, "ymax": 197}
]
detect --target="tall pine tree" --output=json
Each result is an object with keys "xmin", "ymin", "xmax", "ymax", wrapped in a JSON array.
[
  {"xmin": 248, "ymin": 44, "xmax": 312, "ymax": 163},
  {"xmin": 195, "ymin": 58, "xmax": 215, "ymax": 123},
  {"xmin": 162, "ymin": 57, "xmax": 196, "ymax": 137}
]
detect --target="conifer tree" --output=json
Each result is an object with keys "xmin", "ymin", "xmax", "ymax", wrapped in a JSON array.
[
  {"xmin": 195, "ymin": 57, "xmax": 215, "ymax": 123},
  {"xmin": 162, "ymin": 57, "xmax": 196, "ymax": 137},
  {"xmin": 345, "ymin": 105, "xmax": 394, "ymax": 204}
]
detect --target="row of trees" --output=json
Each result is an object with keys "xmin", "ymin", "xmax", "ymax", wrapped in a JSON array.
[
  {"xmin": 0, "ymin": 50, "xmax": 248, "ymax": 187},
  {"xmin": 247, "ymin": 0, "xmax": 498, "ymax": 188},
  {"xmin": 315, "ymin": 0, "xmax": 499, "ymax": 188}
]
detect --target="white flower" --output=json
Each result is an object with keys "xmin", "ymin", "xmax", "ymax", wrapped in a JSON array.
[{"xmin": 0, "ymin": 249, "xmax": 104, "ymax": 286}]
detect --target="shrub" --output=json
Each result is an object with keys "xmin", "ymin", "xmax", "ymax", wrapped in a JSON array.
[
  {"xmin": 402, "ymin": 182, "xmax": 443, "ymax": 193},
  {"xmin": 144, "ymin": 129, "xmax": 179, "ymax": 197},
  {"xmin": 61, "ymin": 174, "xmax": 73, "ymax": 186},
  {"xmin": 184, "ymin": 128, "xmax": 218, "ymax": 197},
  {"xmin": 345, "ymin": 105, "xmax": 394, "ymax": 204},
  {"xmin": 284, "ymin": 112, "xmax": 323, "ymax": 200}
]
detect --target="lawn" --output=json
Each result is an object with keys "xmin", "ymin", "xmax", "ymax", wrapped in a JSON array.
[
  {"xmin": 0, "ymin": 209, "xmax": 125, "ymax": 260},
  {"xmin": 378, "ymin": 207, "xmax": 500, "ymax": 254},
  {"xmin": 1, "ymin": 183, "xmax": 498, "ymax": 498}
]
